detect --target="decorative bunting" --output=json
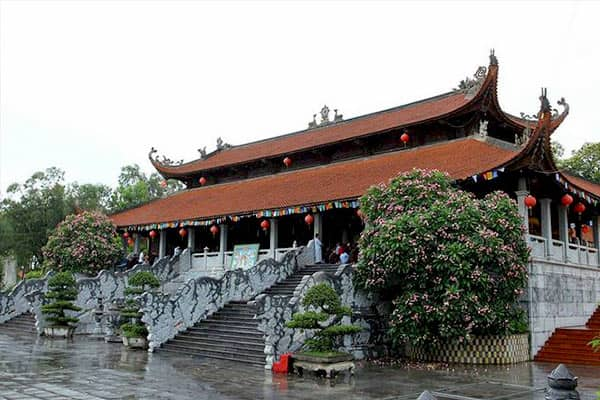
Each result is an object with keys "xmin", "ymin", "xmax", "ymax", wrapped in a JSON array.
[
  {"xmin": 124, "ymin": 199, "xmax": 360, "ymax": 232},
  {"xmin": 554, "ymin": 174, "xmax": 599, "ymax": 207},
  {"xmin": 469, "ymin": 167, "xmax": 505, "ymax": 183}
]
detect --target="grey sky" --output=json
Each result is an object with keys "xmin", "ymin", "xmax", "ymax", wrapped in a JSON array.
[{"xmin": 1, "ymin": 0, "xmax": 599, "ymax": 196}]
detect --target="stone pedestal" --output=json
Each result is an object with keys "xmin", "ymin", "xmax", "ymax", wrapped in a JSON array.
[{"xmin": 292, "ymin": 353, "xmax": 355, "ymax": 378}]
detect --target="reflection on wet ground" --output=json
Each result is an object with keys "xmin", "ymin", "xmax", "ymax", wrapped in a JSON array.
[{"xmin": 0, "ymin": 333, "xmax": 599, "ymax": 399}]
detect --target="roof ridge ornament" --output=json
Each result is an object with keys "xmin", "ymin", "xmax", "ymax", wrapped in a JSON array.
[
  {"xmin": 148, "ymin": 147, "xmax": 184, "ymax": 166},
  {"xmin": 216, "ymin": 137, "xmax": 232, "ymax": 151},
  {"xmin": 489, "ymin": 48, "xmax": 498, "ymax": 66},
  {"xmin": 308, "ymin": 105, "xmax": 344, "ymax": 129},
  {"xmin": 455, "ymin": 66, "xmax": 487, "ymax": 98}
]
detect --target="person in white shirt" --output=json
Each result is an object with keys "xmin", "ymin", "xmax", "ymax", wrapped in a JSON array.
[{"xmin": 313, "ymin": 233, "xmax": 323, "ymax": 264}]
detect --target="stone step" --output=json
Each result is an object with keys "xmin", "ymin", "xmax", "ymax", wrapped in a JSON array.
[
  {"xmin": 162, "ymin": 342, "xmax": 264, "ymax": 361},
  {"xmin": 189, "ymin": 325, "xmax": 262, "ymax": 336},
  {"xmin": 178, "ymin": 330, "xmax": 263, "ymax": 342},
  {"xmin": 209, "ymin": 314, "xmax": 256, "ymax": 322},
  {"xmin": 160, "ymin": 346, "xmax": 264, "ymax": 366},
  {"xmin": 200, "ymin": 319, "xmax": 259, "ymax": 328},
  {"xmin": 169, "ymin": 337, "xmax": 264, "ymax": 352}
]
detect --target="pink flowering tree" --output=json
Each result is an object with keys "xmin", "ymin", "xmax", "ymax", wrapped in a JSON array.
[
  {"xmin": 354, "ymin": 169, "xmax": 529, "ymax": 347},
  {"xmin": 42, "ymin": 211, "xmax": 122, "ymax": 274}
]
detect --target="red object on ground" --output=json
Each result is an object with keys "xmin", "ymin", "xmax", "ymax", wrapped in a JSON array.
[
  {"xmin": 149, "ymin": 230, "xmax": 157, "ymax": 239},
  {"xmin": 524, "ymin": 195, "xmax": 537, "ymax": 209},
  {"xmin": 574, "ymin": 202, "xmax": 586, "ymax": 214},
  {"xmin": 179, "ymin": 228, "xmax": 187, "ymax": 238},
  {"xmin": 283, "ymin": 157, "xmax": 292, "ymax": 168},
  {"xmin": 304, "ymin": 214, "xmax": 314, "ymax": 225},
  {"xmin": 272, "ymin": 353, "xmax": 292, "ymax": 374},
  {"xmin": 561, "ymin": 194, "xmax": 573, "ymax": 207},
  {"xmin": 260, "ymin": 220, "xmax": 270, "ymax": 231}
]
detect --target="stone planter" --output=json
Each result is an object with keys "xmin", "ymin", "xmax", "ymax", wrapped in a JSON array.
[
  {"xmin": 122, "ymin": 336, "xmax": 148, "ymax": 349},
  {"xmin": 406, "ymin": 334, "xmax": 529, "ymax": 365},
  {"xmin": 44, "ymin": 326, "xmax": 75, "ymax": 338},
  {"xmin": 292, "ymin": 353, "xmax": 355, "ymax": 378}
]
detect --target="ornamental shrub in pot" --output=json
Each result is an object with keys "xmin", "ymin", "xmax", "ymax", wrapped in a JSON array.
[
  {"xmin": 41, "ymin": 272, "xmax": 81, "ymax": 338},
  {"xmin": 120, "ymin": 271, "xmax": 160, "ymax": 349},
  {"xmin": 285, "ymin": 283, "xmax": 361, "ymax": 362}
]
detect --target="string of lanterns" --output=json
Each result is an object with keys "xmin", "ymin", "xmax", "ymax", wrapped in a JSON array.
[{"xmin": 525, "ymin": 193, "xmax": 588, "ymax": 216}]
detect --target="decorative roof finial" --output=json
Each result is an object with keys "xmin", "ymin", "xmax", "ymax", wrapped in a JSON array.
[
  {"xmin": 539, "ymin": 87, "xmax": 551, "ymax": 114},
  {"xmin": 307, "ymin": 105, "xmax": 344, "ymax": 128},
  {"xmin": 489, "ymin": 49, "xmax": 498, "ymax": 66}
]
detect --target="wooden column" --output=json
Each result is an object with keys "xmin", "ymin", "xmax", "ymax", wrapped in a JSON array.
[
  {"xmin": 187, "ymin": 227, "xmax": 195, "ymax": 251},
  {"xmin": 159, "ymin": 230, "xmax": 167, "ymax": 259},
  {"xmin": 269, "ymin": 218, "xmax": 278, "ymax": 259},
  {"xmin": 219, "ymin": 224, "xmax": 228, "ymax": 266},
  {"xmin": 540, "ymin": 198, "xmax": 552, "ymax": 256}
]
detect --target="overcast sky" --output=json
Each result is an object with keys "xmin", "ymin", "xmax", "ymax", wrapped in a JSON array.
[{"xmin": 1, "ymin": 0, "xmax": 599, "ymax": 196}]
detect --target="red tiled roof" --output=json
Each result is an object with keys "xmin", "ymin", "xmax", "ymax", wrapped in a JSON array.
[
  {"xmin": 562, "ymin": 173, "xmax": 600, "ymax": 198},
  {"xmin": 154, "ymin": 92, "xmax": 471, "ymax": 176},
  {"xmin": 112, "ymin": 138, "xmax": 517, "ymax": 228}
]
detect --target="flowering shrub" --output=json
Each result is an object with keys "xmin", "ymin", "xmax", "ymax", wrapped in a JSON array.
[
  {"xmin": 42, "ymin": 211, "xmax": 122, "ymax": 274},
  {"xmin": 354, "ymin": 169, "xmax": 529, "ymax": 347}
]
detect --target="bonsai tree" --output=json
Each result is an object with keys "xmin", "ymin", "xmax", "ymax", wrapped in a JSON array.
[
  {"xmin": 120, "ymin": 271, "xmax": 160, "ymax": 347},
  {"xmin": 354, "ymin": 169, "xmax": 529, "ymax": 348},
  {"xmin": 42, "ymin": 211, "xmax": 122, "ymax": 275},
  {"xmin": 286, "ymin": 283, "xmax": 361, "ymax": 355},
  {"xmin": 41, "ymin": 272, "xmax": 81, "ymax": 336}
]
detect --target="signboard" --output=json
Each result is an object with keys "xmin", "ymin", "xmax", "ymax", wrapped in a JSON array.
[{"xmin": 230, "ymin": 244, "xmax": 260, "ymax": 270}]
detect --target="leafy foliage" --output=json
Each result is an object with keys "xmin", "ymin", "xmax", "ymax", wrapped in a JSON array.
[
  {"xmin": 42, "ymin": 211, "xmax": 122, "ymax": 274},
  {"xmin": 120, "ymin": 271, "xmax": 160, "ymax": 339},
  {"xmin": 354, "ymin": 169, "xmax": 529, "ymax": 347},
  {"xmin": 24, "ymin": 270, "xmax": 44, "ymax": 280},
  {"xmin": 558, "ymin": 142, "xmax": 600, "ymax": 184},
  {"xmin": 41, "ymin": 272, "xmax": 81, "ymax": 327},
  {"xmin": 285, "ymin": 283, "xmax": 361, "ymax": 352}
]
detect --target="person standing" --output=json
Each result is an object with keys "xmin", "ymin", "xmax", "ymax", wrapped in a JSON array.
[{"xmin": 314, "ymin": 233, "xmax": 323, "ymax": 264}]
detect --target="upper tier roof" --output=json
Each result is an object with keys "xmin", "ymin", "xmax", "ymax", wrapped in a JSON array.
[{"xmin": 113, "ymin": 138, "xmax": 517, "ymax": 228}]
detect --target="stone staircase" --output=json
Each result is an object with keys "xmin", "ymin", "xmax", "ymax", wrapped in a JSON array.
[
  {"xmin": 159, "ymin": 264, "xmax": 339, "ymax": 365},
  {"xmin": 534, "ymin": 305, "xmax": 600, "ymax": 365},
  {"xmin": 0, "ymin": 313, "xmax": 36, "ymax": 336}
]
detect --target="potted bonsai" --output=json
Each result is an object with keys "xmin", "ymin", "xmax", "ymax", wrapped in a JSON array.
[
  {"xmin": 41, "ymin": 272, "xmax": 81, "ymax": 338},
  {"xmin": 120, "ymin": 271, "xmax": 160, "ymax": 349},
  {"xmin": 285, "ymin": 283, "xmax": 361, "ymax": 377}
]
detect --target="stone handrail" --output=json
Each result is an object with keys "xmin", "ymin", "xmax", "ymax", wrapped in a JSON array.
[
  {"xmin": 253, "ymin": 264, "xmax": 380, "ymax": 368},
  {"xmin": 0, "ymin": 249, "xmax": 191, "ymax": 333},
  {"xmin": 0, "ymin": 271, "xmax": 53, "ymax": 324},
  {"xmin": 139, "ymin": 248, "xmax": 305, "ymax": 352}
]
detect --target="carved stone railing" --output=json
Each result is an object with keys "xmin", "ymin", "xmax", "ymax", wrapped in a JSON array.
[
  {"xmin": 139, "ymin": 248, "xmax": 304, "ymax": 352},
  {"xmin": 1, "ymin": 249, "xmax": 191, "ymax": 334},
  {"xmin": 0, "ymin": 271, "xmax": 53, "ymax": 324},
  {"xmin": 253, "ymin": 264, "xmax": 383, "ymax": 368},
  {"xmin": 528, "ymin": 234, "xmax": 599, "ymax": 267}
]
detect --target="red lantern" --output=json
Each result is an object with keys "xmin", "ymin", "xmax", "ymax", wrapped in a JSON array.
[
  {"xmin": 179, "ymin": 228, "xmax": 187, "ymax": 238},
  {"xmin": 123, "ymin": 232, "xmax": 130, "ymax": 239},
  {"xmin": 561, "ymin": 194, "xmax": 573, "ymax": 207},
  {"xmin": 283, "ymin": 157, "xmax": 292, "ymax": 168},
  {"xmin": 160, "ymin": 180, "xmax": 167, "ymax": 188},
  {"xmin": 400, "ymin": 131, "xmax": 410, "ymax": 145},
  {"xmin": 127, "ymin": 237, "xmax": 134, "ymax": 246},
  {"xmin": 582, "ymin": 225, "xmax": 590, "ymax": 234},
  {"xmin": 210, "ymin": 225, "xmax": 219, "ymax": 237},
  {"xmin": 149, "ymin": 230, "xmax": 157, "ymax": 239},
  {"xmin": 304, "ymin": 214, "xmax": 314, "ymax": 225},
  {"xmin": 574, "ymin": 202, "xmax": 586, "ymax": 215},
  {"xmin": 260, "ymin": 220, "xmax": 270, "ymax": 231},
  {"xmin": 524, "ymin": 195, "xmax": 537, "ymax": 209},
  {"xmin": 199, "ymin": 177, "xmax": 207, "ymax": 186}
]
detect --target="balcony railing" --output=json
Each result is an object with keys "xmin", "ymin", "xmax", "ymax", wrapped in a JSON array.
[
  {"xmin": 191, "ymin": 247, "xmax": 296, "ymax": 271},
  {"xmin": 528, "ymin": 234, "xmax": 599, "ymax": 267}
]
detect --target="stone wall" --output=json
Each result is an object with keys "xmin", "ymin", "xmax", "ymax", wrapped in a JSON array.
[
  {"xmin": 526, "ymin": 259, "xmax": 600, "ymax": 358},
  {"xmin": 253, "ymin": 264, "xmax": 385, "ymax": 368},
  {"xmin": 407, "ymin": 334, "xmax": 529, "ymax": 364},
  {"xmin": 0, "ymin": 271, "xmax": 52, "ymax": 324},
  {"xmin": 139, "ymin": 248, "xmax": 303, "ymax": 351}
]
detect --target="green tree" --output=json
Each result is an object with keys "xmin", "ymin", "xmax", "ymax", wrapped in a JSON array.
[
  {"xmin": 558, "ymin": 142, "xmax": 600, "ymax": 184},
  {"xmin": 66, "ymin": 183, "xmax": 112, "ymax": 213},
  {"xmin": 41, "ymin": 272, "xmax": 81, "ymax": 327},
  {"xmin": 354, "ymin": 169, "xmax": 529, "ymax": 347},
  {"xmin": 109, "ymin": 164, "xmax": 183, "ymax": 212},
  {"xmin": 42, "ymin": 211, "xmax": 122, "ymax": 274},
  {"xmin": 0, "ymin": 168, "xmax": 69, "ymax": 267},
  {"xmin": 120, "ymin": 271, "xmax": 160, "ymax": 339}
]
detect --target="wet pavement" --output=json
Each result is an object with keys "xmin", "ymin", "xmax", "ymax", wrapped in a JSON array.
[{"xmin": 1, "ymin": 333, "xmax": 599, "ymax": 400}]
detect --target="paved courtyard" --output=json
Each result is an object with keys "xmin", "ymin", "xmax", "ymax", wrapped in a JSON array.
[{"xmin": 0, "ymin": 333, "xmax": 599, "ymax": 400}]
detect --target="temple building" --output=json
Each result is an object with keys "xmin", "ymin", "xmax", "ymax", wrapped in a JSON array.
[{"xmin": 111, "ymin": 51, "xmax": 600, "ymax": 273}]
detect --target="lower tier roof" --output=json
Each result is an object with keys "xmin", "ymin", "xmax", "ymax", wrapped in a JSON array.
[{"xmin": 111, "ymin": 138, "xmax": 518, "ymax": 229}]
